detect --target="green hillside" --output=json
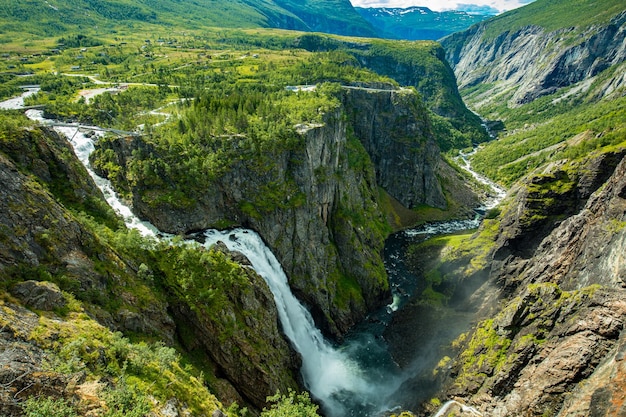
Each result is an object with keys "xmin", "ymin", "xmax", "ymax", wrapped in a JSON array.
[
  {"xmin": 273, "ymin": 0, "xmax": 377, "ymax": 36},
  {"xmin": 0, "ymin": 0, "xmax": 375, "ymax": 42},
  {"xmin": 481, "ymin": 0, "xmax": 626, "ymax": 39}
]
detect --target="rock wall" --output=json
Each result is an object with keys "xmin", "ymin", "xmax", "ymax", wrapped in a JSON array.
[
  {"xmin": 341, "ymin": 86, "xmax": 446, "ymax": 209},
  {"xmin": 439, "ymin": 152, "xmax": 626, "ymax": 416},
  {"xmin": 442, "ymin": 11, "xmax": 626, "ymax": 105}
]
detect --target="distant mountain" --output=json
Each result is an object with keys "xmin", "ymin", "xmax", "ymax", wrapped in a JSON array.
[
  {"xmin": 442, "ymin": 0, "xmax": 626, "ymax": 105},
  {"xmin": 356, "ymin": 7, "xmax": 490, "ymax": 40},
  {"xmin": 271, "ymin": 0, "xmax": 378, "ymax": 37},
  {"xmin": 0, "ymin": 0, "xmax": 376, "ymax": 39}
]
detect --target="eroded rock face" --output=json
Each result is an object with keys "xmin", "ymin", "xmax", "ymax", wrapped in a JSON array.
[
  {"xmin": 442, "ymin": 11, "xmax": 626, "ymax": 106},
  {"xmin": 342, "ymin": 87, "xmax": 446, "ymax": 209},
  {"xmin": 440, "ymin": 155, "xmax": 626, "ymax": 416},
  {"xmin": 0, "ymin": 303, "xmax": 72, "ymax": 417},
  {"xmin": 169, "ymin": 250, "xmax": 301, "ymax": 409}
]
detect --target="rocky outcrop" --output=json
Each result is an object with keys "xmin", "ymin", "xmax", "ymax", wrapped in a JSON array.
[
  {"xmin": 341, "ymin": 86, "xmax": 446, "ymax": 209},
  {"xmin": 492, "ymin": 150, "xmax": 626, "ymax": 264},
  {"xmin": 11, "ymin": 280, "xmax": 66, "ymax": 311},
  {"xmin": 169, "ymin": 245, "xmax": 301, "ymax": 409},
  {"xmin": 442, "ymin": 11, "xmax": 626, "ymax": 106},
  {"xmin": 437, "ymin": 153, "xmax": 626, "ymax": 416},
  {"xmin": 0, "ymin": 302, "xmax": 71, "ymax": 417}
]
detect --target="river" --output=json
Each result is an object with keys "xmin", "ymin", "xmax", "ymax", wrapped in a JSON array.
[{"xmin": 2, "ymin": 88, "xmax": 500, "ymax": 417}]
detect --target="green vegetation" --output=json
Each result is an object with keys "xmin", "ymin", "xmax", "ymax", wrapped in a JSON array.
[
  {"xmin": 469, "ymin": 88, "xmax": 626, "ymax": 186},
  {"xmin": 27, "ymin": 308, "xmax": 225, "ymax": 416},
  {"xmin": 0, "ymin": 0, "xmax": 375, "ymax": 45},
  {"xmin": 481, "ymin": 0, "xmax": 625, "ymax": 40},
  {"xmin": 156, "ymin": 243, "xmax": 250, "ymax": 316},
  {"xmin": 406, "ymin": 218, "xmax": 500, "ymax": 304},
  {"xmin": 22, "ymin": 397, "xmax": 77, "ymax": 417},
  {"xmin": 347, "ymin": 39, "xmax": 488, "ymax": 147},
  {"xmin": 261, "ymin": 390, "xmax": 319, "ymax": 417}
]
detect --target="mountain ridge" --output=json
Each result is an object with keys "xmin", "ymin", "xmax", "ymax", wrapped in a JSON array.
[
  {"xmin": 0, "ymin": 0, "xmax": 377, "ymax": 39},
  {"xmin": 356, "ymin": 6, "xmax": 490, "ymax": 40}
]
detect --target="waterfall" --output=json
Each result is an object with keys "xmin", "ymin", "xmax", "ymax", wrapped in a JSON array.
[
  {"xmin": 25, "ymin": 109, "xmax": 160, "ymax": 238},
  {"xmin": 201, "ymin": 229, "xmax": 395, "ymax": 416}
]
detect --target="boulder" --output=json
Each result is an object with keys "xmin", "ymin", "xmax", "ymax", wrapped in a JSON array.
[{"xmin": 11, "ymin": 280, "xmax": 66, "ymax": 311}]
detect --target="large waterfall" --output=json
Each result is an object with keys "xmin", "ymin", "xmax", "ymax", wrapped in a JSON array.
[{"xmin": 202, "ymin": 229, "xmax": 398, "ymax": 416}]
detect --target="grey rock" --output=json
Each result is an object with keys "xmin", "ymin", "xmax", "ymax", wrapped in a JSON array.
[
  {"xmin": 11, "ymin": 280, "xmax": 66, "ymax": 311},
  {"xmin": 442, "ymin": 11, "xmax": 626, "ymax": 106}
]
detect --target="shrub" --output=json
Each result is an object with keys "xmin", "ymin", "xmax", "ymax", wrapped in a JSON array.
[
  {"xmin": 261, "ymin": 390, "xmax": 319, "ymax": 417},
  {"xmin": 22, "ymin": 396, "xmax": 78, "ymax": 417}
]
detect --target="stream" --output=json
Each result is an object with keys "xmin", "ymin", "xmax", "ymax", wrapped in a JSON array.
[{"xmin": 3, "ymin": 88, "xmax": 503, "ymax": 417}]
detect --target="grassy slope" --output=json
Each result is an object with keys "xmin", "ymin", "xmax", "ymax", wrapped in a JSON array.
[
  {"xmin": 0, "ymin": 0, "xmax": 375, "ymax": 42},
  {"xmin": 481, "ymin": 0, "xmax": 625, "ymax": 39}
]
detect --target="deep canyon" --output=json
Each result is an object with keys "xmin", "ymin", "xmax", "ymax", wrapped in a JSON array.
[{"xmin": 0, "ymin": 1, "xmax": 625, "ymax": 417}]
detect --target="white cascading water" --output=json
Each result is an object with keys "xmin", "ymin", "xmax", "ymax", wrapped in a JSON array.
[
  {"xmin": 202, "ymin": 229, "xmax": 389, "ymax": 416},
  {"xmin": 457, "ymin": 149, "xmax": 506, "ymax": 211},
  {"xmin": 25, "ymin": 109, "xmax": 160, "ymax": 238},
  {"xmin": 4, "ymin": 88, "xmax": 486, "ymax": 416}
]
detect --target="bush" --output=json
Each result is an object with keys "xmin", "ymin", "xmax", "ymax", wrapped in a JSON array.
[
  {"xmin": 22, "ymin": 396, "xmax": 78, "ymax": 417},
  {"xmin": 261, "ymin": 390, "xmax": 319, "ymax": 417}
]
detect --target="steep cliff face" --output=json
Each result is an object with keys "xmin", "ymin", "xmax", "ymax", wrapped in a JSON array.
[
  {"xmin": 341, "ymin": 86, "xmax": 446, "ymax": 209},
  {"xmin": 96, "ymin": 87, "xmax": 479, "ymax": 338},
  {"xmin": 164, "ymin": 242, "xmax": 301, "ymax": 408},
  {"xmin": 292, "ymin": 36, "xmax": 488, "ymax": 146},
  {"xmin": 442, "ymin": 9, "xmax": 626, "ymax": 106},
  {"xmin": 351, "ymin": 43, "xmax": 486, "ymax": 138},
  {"xmin": 99, "ymin": 106, "xmax": 389, "ymax": 337},
  {"xmin": 436, "ymin": 152, "xmax": 626, "ymax": 416}
]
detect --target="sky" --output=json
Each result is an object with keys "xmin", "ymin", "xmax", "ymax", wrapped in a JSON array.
[{"xmin": 349, "ymin": 0, "xmax": 536, "ymax": 14}]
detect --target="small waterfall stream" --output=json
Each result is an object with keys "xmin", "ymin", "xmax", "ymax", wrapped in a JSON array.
[{"xmin": 4, "ymin": 88, "xmax": 497, "ymax": 417}]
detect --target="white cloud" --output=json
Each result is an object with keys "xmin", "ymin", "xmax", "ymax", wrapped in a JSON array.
[{"xmin": 350, "ymin": 0, "xmax": 536, "ymax": 14}]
